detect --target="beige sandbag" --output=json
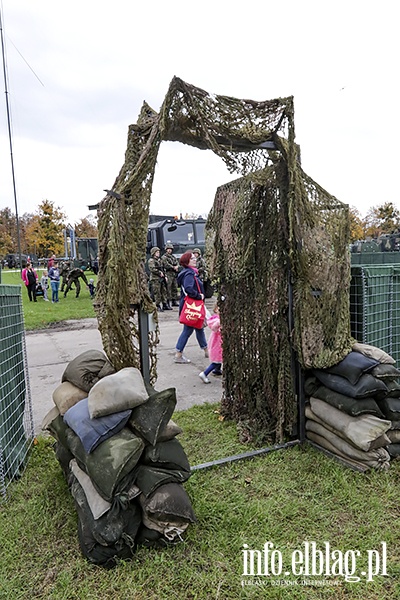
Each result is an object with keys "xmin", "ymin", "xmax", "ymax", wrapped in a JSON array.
[
  {"xmin": 305, "ymin": 405, "xmax": 391, "ymax": 451},
  {"xmin": 306, "ymin": 430, "xmax": 370, "ymax": 471},
  {"xmin": 52, "ymin": 381, "xmax": 87, "ymax": 415},
  {"xmin": 69, "ymin": 459, "xmax": 111, "ymax": 520},
  {"xmin": 42, "ymin": 405, "xmax": 60, "ymax": 431},
  {"xmin": 306, "ymin": 420, "xmax": 391, "ymax": 470},
  {"xmin": 88, "ymin": 367, "xmax": 148, "ymax": 418},
  {"xmin": 352, "ymin": 342, "xmax": 395, "ymax": 365},
  {"xmin": 309, "ymin": 397, "xmax": 391, "ymax": 452},
  {"xmin": 156, "ymin": 420, "xmax": 183, "ymax": 443}
]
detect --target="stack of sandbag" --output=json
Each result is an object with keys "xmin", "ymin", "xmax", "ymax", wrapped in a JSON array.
[
  {"xmin": 42, "ymin": 350, "xmax": 196, "ymax": 567},
  {"xmin": 304, "ymin": 342, "xmax": 400, "ymax": 470}
]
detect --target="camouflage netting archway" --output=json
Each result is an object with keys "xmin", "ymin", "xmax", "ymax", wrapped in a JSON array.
[{"xmin": 95, "ymin": 76, "xmax": 352, "ymax": 442}]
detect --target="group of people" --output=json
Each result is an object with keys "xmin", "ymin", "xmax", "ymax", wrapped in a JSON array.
[
  {"xmin": 147, "ymin": 244, "xmax": 222, "ymax": 380},
  {"xmin": 21, "ymin": 256, "xmax": 96, "ymax": 303},
  {"xmin": 148, "ymin": 244, "xmax": 207, "ymax": 313},
  {"xmin": 173, "ymin": 250, "xmax": 222, "ymax": 382}
]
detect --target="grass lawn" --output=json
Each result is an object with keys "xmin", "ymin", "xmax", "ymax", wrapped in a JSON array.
[
  {"xmin": 1, "ymin": 269, "xmax": 97, "ymax": 330},
  {"xmin": 1, "ymin": 269, "xmax": 400, "ymax": 598},
  {"xmin": 1, "ymin": 404, "xmax": 400, "ymax": 599}
]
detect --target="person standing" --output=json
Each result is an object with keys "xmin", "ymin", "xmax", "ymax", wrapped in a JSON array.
[
  {"xmin": 41, "ymin": 270, "xmax": 50, "ymax": 301},
  {"xmin": 47, "ymin": 254, "xmax": 56, "ymax": 271},
  {"xmin": 21, "ymin": 263, "xmax": 38, "ymax": 302},
  {"xmin": 59, "ymin": 260, "xmax": 71, "ymax": 292},
  {"xmin": 48, "ymin": 261, "xmax": 60, "ymax": 303},
  {"xmin": 88, "ymin": 278, "xmax": 96, "ymax": 298},
  {"xmin": 161, "ymin": 243, "xmax": 179, "ymax": 307},
  {"xmin": 148, "ymin": 247, "xmax": 171, "ymax": 312},
  {"xmin": 174, "ymin": 251, "xmax": 208, "ymax": 364},
  {"xmin": 193, "ymin": 248, "xmax": 208, "ymax": 282},
  {"xmin": 64, "ymin": 267, "xmax": 89, "ymax": 298},
  {"xmin": 199, "ymin": 302, "xmax": 223, "ymax": 383}
]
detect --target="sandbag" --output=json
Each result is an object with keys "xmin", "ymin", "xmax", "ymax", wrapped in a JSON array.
[
  {"xmin": 64, "ymin": 398, "xmax": 131, "ymax": 454},
  {"xmin": 70, "ymin": 459, "xmax": 111, "ymax": 520},
  {"xmin": 352, "ymin": 342, "xmax": 396, "ymax": 364},
  {"xmin": 65, "ymin": 426, "xmax": 144, "ymax": 502},
  {"xmin": 156, "ymin": 420, "xmax": 183, "ymax": 443},
  {"xmin": 377, "ymin": 397, "xmax": 400, "ymax": 421},
  {"xmin": 139, "ymin": 482, "xmax": 195, "ymax": 542},
  {"xmin": 385, "ymin": 380, "xmax": 400, "ymax": 398},
  {"xmin": 386, "ymin": 429, "xmax": 400, "ymax": 443},
  {"xmin": 305, "ymin": 405, "xmax": 391, "ymax": 451},
  {"xmin": 309, "ymin": 397, "xmax": 391, "ymax": 452},
  {"xmin": 304, "ymin": 377, "xmax": 385, "ymax": 418},
  {"xmin": 135, "ymin": 464, "xmax": 191, "ymax": 498},
  {"xmin": 306, "ymin": 431, "xmax": 371, "ymax": 471},
  {"xmin": 386, "ymin": 444, "xmax": 400, "ymax": 458},
  {"xmin": 129, "ymin": 388, "xmax": 177, "ymax": 445},
  {"xmin": 52, "ymin": 381, "xmax": 87, "ymax": 415},
  {"xmin": 142, "ymin": 439, "xmax": 191, "ymax": 473},
  {"xmin": 72, "ymin": 477, "xmax": 139, "ymax": 567},
  {"xmin": 41, "ymin": 406, "xmax": 60, "ymax": 431},
  {"xmin": 370, "ymin": 364, "xmax": 400, "ymax": 381},
  {"xmin": 62, "ymin": 350, "xmax": 115, "ymax": 393},
  {"xmin": 306, "ymin": 420, "xmax": 390, "ymax": 470},
  {"xmin": 88, "ymin": 367, "xmax": 148, "ymax": 418},
  {"xmin": 312, "ymin": 370, "xmax": 388, "ymax": 400},
  {"xmin": 325, "ymin": 352, "xmax": 378, "ymax": 385}
]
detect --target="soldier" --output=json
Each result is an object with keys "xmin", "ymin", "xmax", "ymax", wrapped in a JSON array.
[
  {"xmin": 59, "ymin": 260, "xmax": 71, "ymax": 292},
  {"xmin": 148, "ymin": 247, "xmax": 171, "ymax": 312},
  {"xmin": 161, "ymin": 243, "xmax": 179, "ymax": 307},
  {"xmin": 63, "ymin": 267, "xmax": 89, "ymax": 298},
  {"xmin": 193, "ymin": 248, "xmax": 208, "ymax": 282}
]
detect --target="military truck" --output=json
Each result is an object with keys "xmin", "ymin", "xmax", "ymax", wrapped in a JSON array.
[{"xmin": 147, "ymin": 217, "xmax": 206, "ymax": 259}]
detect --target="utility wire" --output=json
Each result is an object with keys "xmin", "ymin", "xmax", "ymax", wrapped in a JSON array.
[{"xmin": 0, "ymin": 4, "xmax": 23, "ymax": 272}]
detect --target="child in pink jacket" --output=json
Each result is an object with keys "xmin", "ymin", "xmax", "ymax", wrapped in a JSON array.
[{"xmin": 199, "ymin": 303, "xmax": 223, "ymax": 384}]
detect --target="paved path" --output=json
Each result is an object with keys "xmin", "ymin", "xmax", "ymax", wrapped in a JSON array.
[{"xmin": 26, "ymin": 305, "xmax": 222, "ymax": 435}]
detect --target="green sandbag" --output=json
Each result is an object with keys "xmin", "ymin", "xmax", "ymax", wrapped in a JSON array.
[
  {"xmin": 129, "ymin": 388, "xmax": 177, "ymax": 445},
  {"xmin": 135, "ymin": 465, "xmax": 191, "ymax": 498},
  {"xmin": 65, "ymin": 426, "xmax": 144, "ymax": 502},
  {"xmin": 142, "ymin": 438, "xmax": 191, "ymax": 472}
]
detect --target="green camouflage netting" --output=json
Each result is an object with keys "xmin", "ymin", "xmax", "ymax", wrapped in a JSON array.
[{"xmin": 95, "ymin": 76, "xmax": 351, "ymax": 441}]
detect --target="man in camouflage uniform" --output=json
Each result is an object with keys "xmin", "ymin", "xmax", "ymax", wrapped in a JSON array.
[
  {"xmin": 148, "ymin": 247, "xmax": 171, "ymax": 312},
  {"xmin": 161, "ymin": 243, "xmax": 179, "ymax": 307},
  {"xmin": 63, "ymin": 267, "xmax": 89, "ymax": 298},
  {"xmin": 193, "ymin": 248, "xmax": 208, "ymax": 282},
  {"xmin": 59, "ymin": 260, "xmax": 71, "ymax": 292}
]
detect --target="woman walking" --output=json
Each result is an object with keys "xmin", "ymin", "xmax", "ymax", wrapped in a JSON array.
[{"xmin": 174, "ymin": 251, "xmax": 208, "ymax": 364}]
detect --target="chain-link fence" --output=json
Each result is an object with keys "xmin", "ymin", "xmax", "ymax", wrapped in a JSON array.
[
  {"xmin": 350, "ymin": 265, "xmax": 400, "ymax": 364},
  {"xmin": 0, "ymin": 284, "xmax": 34, "ymax": 501}
]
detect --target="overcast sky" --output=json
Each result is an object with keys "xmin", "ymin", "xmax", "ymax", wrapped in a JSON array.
[{"xmin": 0, "ymin": 0, "xmax": 398, "ymax": 225}]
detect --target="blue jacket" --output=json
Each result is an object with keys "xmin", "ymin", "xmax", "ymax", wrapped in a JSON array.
[{"xmin": 177, "ymin": 267, "xmax": 205, "ymax": 314}]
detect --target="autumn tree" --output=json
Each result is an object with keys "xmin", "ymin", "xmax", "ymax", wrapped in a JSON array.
[
  {"xmin": 0, "ymin": 207, "xmax": 16, "ymax": 255},
  {"xmin": 348, "ymin": 206, "xmax": 364, "ymax": 242},
  {"xmin": 30, "ymin": 200, "xmax": 66, "ymax": 257},
  {"xmin": 74, "ymin": 215, "xmax": 98, "ymax": 238},
  {"xmin": 363, "ymin": 202, "xmax": 400, "ymax": 238}
]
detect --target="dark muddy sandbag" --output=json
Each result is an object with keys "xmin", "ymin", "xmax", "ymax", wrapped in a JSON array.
[
  {"xmin": 312, "ymin": 371, "xmax": 388, "ymax": 400},
  {"xmin": 129, "ymin": 388, "xmax": 177, "ymax": 446},
  {"xmin": 62, "ymin": 350, "xmax": 115, "ymax": 393},
  {"xmin": 305, "ymin": 379, "xmax": 385, "ymax": 418},
  {"xmin": 370, "ymin": 364, "xmax": 400, "ymax": 381},
  {"xmin": 377, "ymin": 397, "xmax": 400, "ymax": 421},
  {"xmin": 325, "ymin": 351, "xmax": 378, "ymax": 385}
]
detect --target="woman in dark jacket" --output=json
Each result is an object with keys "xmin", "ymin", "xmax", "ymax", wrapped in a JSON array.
[{"xmin": 174, "ymin": 251, "xmax": 208, "ymax": 364}]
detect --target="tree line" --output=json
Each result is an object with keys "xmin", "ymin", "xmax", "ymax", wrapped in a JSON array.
[
  {"xmin": 0, "ymin": 200, "xmax": 98, "ymax": 259},
  {"xmin": 350, "ymin": 202, "xmax": 400, "ymax": 242},
  {"xmin": 1, "ymin": 200, "xmax": 399, "ymax": 258}
]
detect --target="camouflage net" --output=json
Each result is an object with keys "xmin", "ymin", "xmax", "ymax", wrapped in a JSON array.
[{"xmin": 95, "ymin": 77, "xmax": 351, "ymax": 441}]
